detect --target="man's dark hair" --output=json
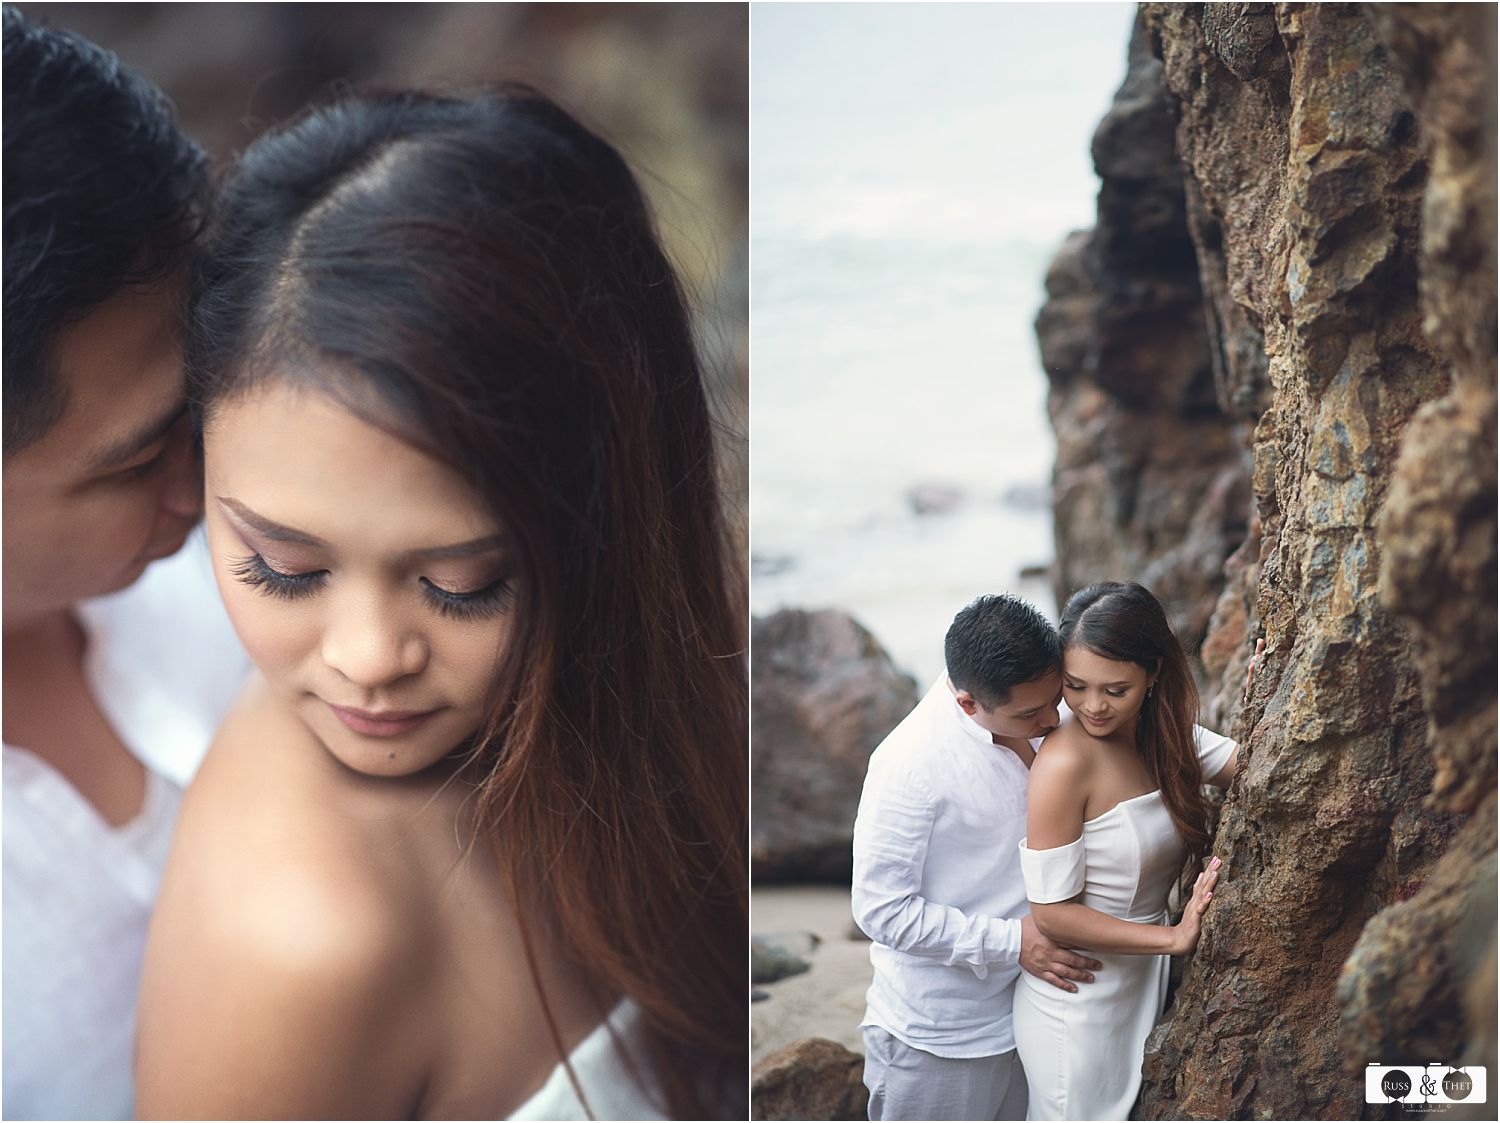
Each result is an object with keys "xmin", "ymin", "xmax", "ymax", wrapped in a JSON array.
[
  {"xmin": 944, "ymin": 593, "xmax": 1062, "ymax": 708},
  {"xmin": 2, "ymin": 6, "xmax": 205, "ymax": 455}
]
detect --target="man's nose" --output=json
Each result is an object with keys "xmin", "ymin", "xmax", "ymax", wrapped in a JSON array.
[{"xmin": 161, "ymin": 434, "xmax": 203, "ymax": 521}]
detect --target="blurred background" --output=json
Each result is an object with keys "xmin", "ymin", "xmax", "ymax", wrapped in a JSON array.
[
  {"xmin": 752, "ymin": 0, "xmax": 1134, "ymax": 684},
  {"xmin": 17, "ymin": 0, "xmax": 748, "ymax": 545}
]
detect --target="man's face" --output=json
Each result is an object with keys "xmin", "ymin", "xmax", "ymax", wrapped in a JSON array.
[
  {"xmin": 958, "ymin": 669, "xmax": 1064, "ymax": 742},
  {"xmin": 2, "ymin": 279, "xmax": 201, "ymax": 630}
]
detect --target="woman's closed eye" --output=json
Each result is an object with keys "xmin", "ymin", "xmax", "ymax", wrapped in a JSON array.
[
  {"xmin": 418, "ymin": 575, "xmax": 514, "ymax": 620},
  {"xmin": 1064, "ymin": 681, "xmax": 1128, "ymax": 697},
  {"xmin": 230, "ymin": 553, "xmax": 327, "ymax": 600},
  {"xmin": 230, "ymin": 553, "xmax": 513, "ymax": 620}
]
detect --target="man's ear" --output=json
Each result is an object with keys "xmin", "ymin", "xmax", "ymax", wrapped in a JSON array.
[{"xmin": 954, "ymin": 690, "xmax": 979, "ymax": 716}]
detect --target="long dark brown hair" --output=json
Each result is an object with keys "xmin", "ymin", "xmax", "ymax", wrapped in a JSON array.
[
  {"xmin": 189, "ymin": 87, "xmax": 746, "ymax": 1119},
  {"xmin": 1059, "ymin": 582, "xmax": 1209, "ymax": 867}
]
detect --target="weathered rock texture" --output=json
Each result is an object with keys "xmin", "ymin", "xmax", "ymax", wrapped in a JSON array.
[
  {"xmin": 1036, "ymin": 14, "xmax": 1252, "ymax": 658},
  {"xmin": 751, "ymin": 610, "xmax": 919, "ymax": 882},
  {"xmin": 750, "ymin": 1037, "xmax": 867, "ymax": 1122},
  {"xmin": 1342, "ymin": 0, "xmax": 1498, "ymax": 1098},
  {"xmin": 1039, "ymin": 4, "xmax": 1495, "ymax": 1119}
]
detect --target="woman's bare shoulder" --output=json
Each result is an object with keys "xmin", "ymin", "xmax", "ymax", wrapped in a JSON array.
[
  {"xmin": 1033, "ymin": 720, "xmax": 1097, "ymax": 778},
  {"xmin": 1026, "ymin": 722, "xmax": 1097, "ymax": 847},
  {"xmin": 137, "ymin": 859, "xmax": 430, "ymax": 1119},
  {"xmin": 139, "ymin": 679, "xmax": 435, "ymax": 1118},
  {"xmin": 164, "ymin": 675, "xmax": 433, "ymax": 963}
]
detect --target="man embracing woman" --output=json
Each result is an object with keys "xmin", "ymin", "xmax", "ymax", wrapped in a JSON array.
[{"xmin": 853, "ymin": 585, "xmax": 1241, "ymax": 1120}]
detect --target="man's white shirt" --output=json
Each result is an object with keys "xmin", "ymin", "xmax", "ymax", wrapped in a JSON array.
[
  {"xmin": 853, "ymin": 675, "xmax": 1034, "ymax": 1058},
  {"xmin": 3, "ymin": 530, "xmax": 248, "ymax": 1121}
]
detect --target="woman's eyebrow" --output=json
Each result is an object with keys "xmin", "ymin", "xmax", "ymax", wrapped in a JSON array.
[
  {"xmin": 217, "ymin": 496, "xmax": 324, "ymax": 546},
  {"xmin": 216, "ymin": 496, "xmax": 511, "ymax": 561},
  {"xmin": 401, "ymin": 534, "xmax": 512, "ymax": 563}
]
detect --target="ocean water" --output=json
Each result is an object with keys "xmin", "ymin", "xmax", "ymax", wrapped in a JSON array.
[{"xmin": 751, "ymin": 1, "xmax": 1136, "ymax": 682}]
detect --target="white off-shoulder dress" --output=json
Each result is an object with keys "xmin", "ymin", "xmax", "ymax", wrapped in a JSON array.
[
  {"xmin": 1011, "ymin": 729, "xmax": 1234, "ymax": 1121},
  {"xmin": 509, "ymin": 999, "xmax": 667, "ymax": 1120}
]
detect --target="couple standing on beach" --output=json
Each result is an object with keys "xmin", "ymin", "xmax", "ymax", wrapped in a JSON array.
[{"xmin": 852, "ymin": 586, "xmax": 1244, "ymax": 1121}]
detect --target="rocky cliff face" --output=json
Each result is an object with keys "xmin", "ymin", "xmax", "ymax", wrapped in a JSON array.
[
  {"xmin": 1039, "ymin": 4, "xmax": 1495, "ymax": 1118},
  {"xmin": 1037, "ymin": 15, "xmax": 1251, "ymax": 663}
]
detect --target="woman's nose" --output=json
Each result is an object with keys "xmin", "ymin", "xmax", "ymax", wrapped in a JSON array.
[{"xmin": 321, "ymin": 595, "xmax": 428, "ymax": 688}]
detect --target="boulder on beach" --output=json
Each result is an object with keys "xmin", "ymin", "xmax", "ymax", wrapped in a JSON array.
[
  {"xmin": 752, "ymin": 932, "xmax": 820, "ymax": 985},
  {"xmin": 905, "ymin": 483, "xmax": 965, "ymax": 516},
  {"xmin": 751, "ymin": 609, "xmax": 919, "ymax": 882},
  {"xmin": 751, "ymin": 1037, "xmax": 867, "ymax": 1122}
]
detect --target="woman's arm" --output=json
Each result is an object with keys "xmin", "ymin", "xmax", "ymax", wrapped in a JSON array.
[
  {"xmin": 1206, "ymin": 744, "xmax": 1239, "ymax": 790},
  {"xmin": 1025, "ymin": 735, "xmax": 1219, "ymax": 957},
  {"xmin": 1030, "ymin": 866, "xmax": 1218, "ymax": 957}
]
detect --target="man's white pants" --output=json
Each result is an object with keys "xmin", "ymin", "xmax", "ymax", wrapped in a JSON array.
[{"xmin": 861, "ymin": 1026, "xmax": 1029, "ymax": 1121}]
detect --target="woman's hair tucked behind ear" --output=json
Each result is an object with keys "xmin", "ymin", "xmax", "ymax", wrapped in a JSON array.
[
  {"xmin": 190, "ymin": 86, "xmax": 746, "ymax": 1118},
  {"xmin": 1059, "ymin": 581, "xmax": 1209, "ymax": 870}
]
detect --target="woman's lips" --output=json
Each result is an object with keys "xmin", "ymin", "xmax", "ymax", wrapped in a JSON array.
[
  {"xmin": 1082, "ymin": 713, "xmax": 1111, "ymax": 726},
  {"xmin": 326, "ymin": 703, "xmax": 440, "ymax": 737}
]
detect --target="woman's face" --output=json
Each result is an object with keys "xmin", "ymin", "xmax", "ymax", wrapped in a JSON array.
[
  {"xmin": 204, "ymin": 380, "xmax": 517, "ymax": 778},
  {"xmin": 1062, "ymin": 645, "xmax": 1153, "ymax": 740}
]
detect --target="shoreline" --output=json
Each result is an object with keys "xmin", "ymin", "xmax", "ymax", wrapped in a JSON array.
[{"xmin": 752, "ymin": 884, "xmax": 873, "ymax": 1066}]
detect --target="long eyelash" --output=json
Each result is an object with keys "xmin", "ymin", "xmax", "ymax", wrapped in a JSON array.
[
  {"xmin": 229, "ymin": 554, "xmax": 326, "ymax": 601},
  {"xmin": 420, "ymin": 576, "xmax": 514, "ymax": 621}
]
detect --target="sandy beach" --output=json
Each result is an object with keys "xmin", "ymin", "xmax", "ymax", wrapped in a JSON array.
[{"xmin": 752, "ymin": 885, "xmax": 874, "ymax": 1066}]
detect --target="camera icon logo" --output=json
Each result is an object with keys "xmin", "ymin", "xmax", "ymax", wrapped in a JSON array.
[{"xmin": 1365, "ymin": 1064, "xmax": 1487, "ymax": 1105}]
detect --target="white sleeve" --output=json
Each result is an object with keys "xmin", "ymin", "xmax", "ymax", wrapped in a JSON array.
[
  {"xmin": 1193, "ymin": 724, "xmax": 1236, "ymax": 781},
  {"xmin": 850, "ymin": 764, "xmax": 1022, "ymax": 981},
  {"xmin": 1018, "ymin": 835, "xmax": 1086, "ymax": 904}
]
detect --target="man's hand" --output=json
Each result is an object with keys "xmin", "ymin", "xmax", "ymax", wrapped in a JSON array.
[{"xmin": 1020, "ymin": 914, "xmax": 1101, "ymax": 993}]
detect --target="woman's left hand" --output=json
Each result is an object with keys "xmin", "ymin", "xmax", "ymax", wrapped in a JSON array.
[
  {"xmin": 1169, "ymin": 856, "xmax": 1221, "ymax": 955},
  {"xmin": 1242, "ymin": 638, "xmax": 1265, "ymax": 701}
]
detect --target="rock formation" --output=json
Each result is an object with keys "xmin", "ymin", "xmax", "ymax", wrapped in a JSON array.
[
  {"xmin": 751, "ymin": 610, "xmax": 919, "ymax": 882},
  {"xmin": 1038, "ymin": 4, "xmax": 1495, "ymax": 1118},
  {"xmin": 1341, "ymin": 0, "xmax": 1497, "ymax": 1096},
  {"xmin": 753, "ymin": 932, "xmax": 820, "ymax": 985},
  {"xmin": 1036, "ymin": 15, "xmax": 1251, "ymax": 658},
  {"xmin": 751, "ymin": 1037, "xmax": 868, "ymax": 1121}
]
